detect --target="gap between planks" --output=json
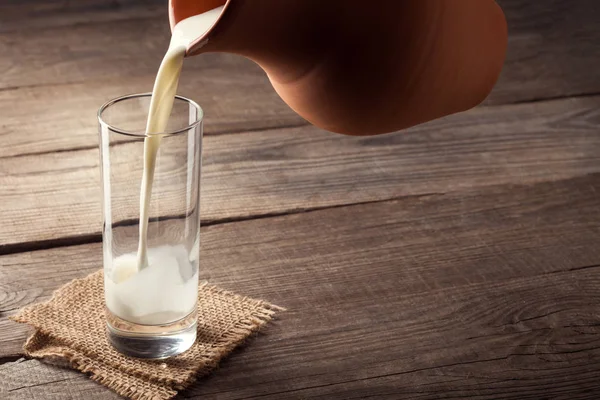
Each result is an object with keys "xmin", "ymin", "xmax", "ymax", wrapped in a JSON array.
[
  {"xmin": 0, "ymin": 192, "xmax": 443, "ymax": 256},
  {"xmin": 2, "ymin": 174, "xmax": 600, "ymax": 396},
  {"xmin": 0, "ymin": 121, "xmax": 311, "ymax": 161},
  {"xmin": 3, "ymin": 90, "xmax": 600, "ymax": 162},
  {"xmin": 2, "ymin": 94, "xmax": 599, "ymax": 253}
]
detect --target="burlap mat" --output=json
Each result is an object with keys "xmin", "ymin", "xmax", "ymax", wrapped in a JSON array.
[{"xmin": 10, "ymin": 270, "xmax": 283, "ymax": 400}]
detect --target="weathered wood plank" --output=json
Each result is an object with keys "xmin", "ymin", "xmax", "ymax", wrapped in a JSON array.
[
  {"xmin": 189, "ymin": 269, "xmax": 600, "ymax": 400},
  {"xmin": 0, "ymin": 0, "xmax": 597, "ymax": 170},
  {"xmin": 0, "ymin": 60, "xmax": 304, "ymax": 159},
  {"xmin": 0, "ymin": 14, "xmax": 260, "ymax": 91},
  {"xmin": 0, "ymin": 9, "xmax": 305, "ymax": 160},
  {"xmin": 0, "ymin": 10, "xmax": 168, "ymax": 89},
  {"xmin": 0, "ymin": 0, "xmax": 163, "ymax": 33},
  {"xmin": 2, "ymin": 173, "xmax": 599, "ymax": 353},
  {"xmin": 1, "ymin": 1, "xmax": 597, "ymax": 159},
  {"xmin": 488, "ymin": 0, "xmax": 600, "ymax": 104},
  {"xmin": 0, "ymin": 12, "xmax": 305, "ymax": 156},
  {"xmin": 1, "ymin": 0, "xmax": 598, "ymax": 102},
  {"xmin": 0, "ymin": 358, "xmax": 121, "ymax": 400},
  {"xmin": 1, "ymin": 1, "xmax": 598, "ymax": 398},
  {"xmin": 1, "ymin": 96, "xmax": 599, "ymax": 249},
  {"xmin": 3, "ymin": 267, "xmax": 600, "ymax": 400},
  {"xmin": 1, "ymin": 174, "xmax": 600, "ymax": 398}
]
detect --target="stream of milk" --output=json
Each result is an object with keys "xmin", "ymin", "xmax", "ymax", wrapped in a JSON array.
[{"xmin": 106, "ymin": 7, "xmax": 224, "ymax": 325}]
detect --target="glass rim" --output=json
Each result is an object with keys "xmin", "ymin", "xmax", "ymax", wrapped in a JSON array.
[{"xmin": 97, "ymin": 92, "xmax": 204, "ymax": 138}]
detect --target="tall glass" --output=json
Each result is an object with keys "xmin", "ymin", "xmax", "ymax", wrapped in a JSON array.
[{"xmin": 98, "ymin": 93, "xmax": 202, "ymax": 359}]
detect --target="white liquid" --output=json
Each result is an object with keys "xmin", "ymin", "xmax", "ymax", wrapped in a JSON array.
[
  {"xmin": 106, "ymin": 245, "xmax": 198, "ymax": 325},
  {"xmin": 106, "ymin": 7, "xmax": 224, "ymax": 324},
  {"xmin": 137, "ymin": 6, "xmax": 224, "ymax": 269}
]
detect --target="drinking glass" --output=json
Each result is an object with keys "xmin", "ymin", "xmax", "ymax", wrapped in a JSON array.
[{"xmin": 98, "ymin": 93, "xmax": 203, "ymax": 358}]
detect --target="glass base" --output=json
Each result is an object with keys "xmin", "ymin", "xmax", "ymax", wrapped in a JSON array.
[{"xmin": 106, "ymin": 309, "xmax": 197, "ymax": 359}]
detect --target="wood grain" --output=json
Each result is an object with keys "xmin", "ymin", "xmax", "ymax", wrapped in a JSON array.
[
  {"xmin": 0, "ymin": 0, "xmax": 163, "ymax": 33},
  {"xmin": 1, "ymin": 174, "xmax": 600, "ymax": 397},
  {"xmin": 2, "ymin": 0, "xmax": 599, "ymax": 104},
  {"xmin": 0, "ymin": 359, "xmax": 121, "ymax": 400},
  {"xmin": 188, "ymin": 269, "xmax": 600, "ymax": 400},
  {"xmin": 3, "ymin": 268, "xmax": 600, "ymax": 400},
  {"xmin": 0, "ymin": 0, "xmax": 598, "ymax": 158},
  {"xmin": 0, "ymin": 6, "xmax": 168, "ymax": 89},
  {"xmin": 489, "ymin": 0, "xmax": 600, "ymax": 104},
  {"xmin": 0, "ymin": 13, "xmax": 263, "ymax": 91},
  {"xmin": 0, "ymin": 59, "xmax": 304, "ymax": 159},
  {"xmin": 0, "ymin": 9, "xmax": 304, "ymax": 157},
  {"xmin": 1, "ymin": 0, "xmax": 599, "ymax": 398},
  {"xmin": 1, "ymin": 96, "xmax": 599, "ymax": 250}
]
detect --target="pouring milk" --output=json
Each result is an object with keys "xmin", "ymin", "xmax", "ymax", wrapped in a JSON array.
[{"xmin": 105, "ymin": 7, "xmax": 223, "ymax": 325}]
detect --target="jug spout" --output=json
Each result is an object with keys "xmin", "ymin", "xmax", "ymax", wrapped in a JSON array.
[
  {"xmin": 169, "ymin": 0, "xmax": 320, "ymax": 81},
  {"xmin": 168, "ymin": 0, "xmax": 229, "ymax": 52},
  {"xmin": 169, "ymin": 0, "xmax": 507, "ymax": 136}
]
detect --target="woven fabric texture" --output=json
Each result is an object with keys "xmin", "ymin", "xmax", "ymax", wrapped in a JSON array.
[{"xmin": 12, "ymin": 270, "xmax": 282, "ymax": 400}]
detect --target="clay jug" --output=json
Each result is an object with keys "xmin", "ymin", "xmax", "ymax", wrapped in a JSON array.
[{"xmin": 169, "ymin": 0, "xmax": 507, "ymax": 135}]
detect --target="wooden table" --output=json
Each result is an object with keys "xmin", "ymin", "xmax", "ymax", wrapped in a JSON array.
[{"xmin": 1, "ymin": 1, "xmax": 600, "ymax": 398}]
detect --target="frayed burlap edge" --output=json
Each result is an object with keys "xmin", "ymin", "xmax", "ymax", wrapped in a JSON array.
[
  {"xmin": 10, "ymin": 275, "xmax": 285, "ymax": 400},
  {"xmin": 22, "ymin": 335, "xmax": 176, "ymax": 400}
]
